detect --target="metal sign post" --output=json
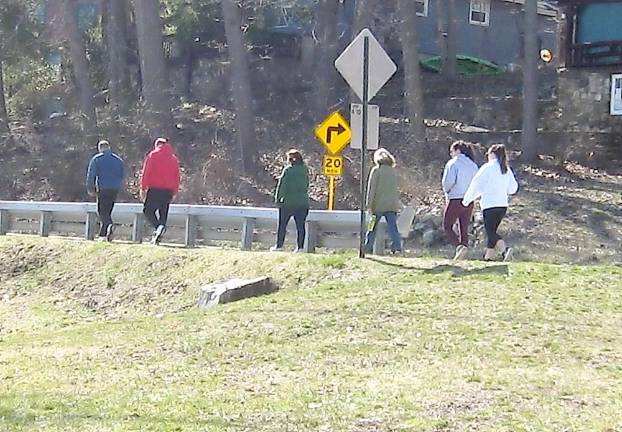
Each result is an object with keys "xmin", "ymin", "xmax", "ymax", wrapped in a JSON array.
[
  {"xmin": 335, "ymin": 28, "xmax": 396, "ymax": 258},
  {"xmin": 358, "ymin": 36, "xmax": 369, "ymax": 258}
]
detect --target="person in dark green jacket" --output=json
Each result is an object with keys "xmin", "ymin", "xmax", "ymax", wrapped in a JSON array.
[
  {"xmin": 271, "ymin": 149, "xmax": 310, "ymax": 252},
  {"xmin": 365, "ymin": 148, "xmax": 402, "ymax": 254}
]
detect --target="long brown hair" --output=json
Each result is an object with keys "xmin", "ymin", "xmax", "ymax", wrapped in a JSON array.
[
  {"xmin": 488, "ymin": 144, "xmax": 509, "ymax": 174},
  {"xmin": 450, "ymin": 140, "xmax": 476, "ymax": 162}
]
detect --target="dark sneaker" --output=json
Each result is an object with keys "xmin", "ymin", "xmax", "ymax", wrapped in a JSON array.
[{"xmin": 106, "ymin": 224, "xmax": 114, "ymax": 242}]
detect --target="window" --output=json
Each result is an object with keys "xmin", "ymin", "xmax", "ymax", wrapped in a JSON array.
[
  {"xmin": 611, "ymin": 74, "xmax": 622, "ymax": 116},
  {"xmin": 416, "ymin": 0, "xmax": 429, "ymax": 17},
  {"xmin": 469, "ymin": 0, "xmax": 490, "ymax": 26}
]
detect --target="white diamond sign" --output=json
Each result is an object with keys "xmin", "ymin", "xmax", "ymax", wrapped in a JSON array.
[{"xmin": 335, "ymin": 28, "xmax": 397, "ymax": 102}]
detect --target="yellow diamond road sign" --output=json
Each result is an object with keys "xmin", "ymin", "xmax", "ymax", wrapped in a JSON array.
[{"xmin": 315, "ymin": 111, "xmax": 352, "ymax": 155}]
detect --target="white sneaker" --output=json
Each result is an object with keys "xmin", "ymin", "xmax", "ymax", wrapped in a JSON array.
[
  {"xmin": 502, "ymin": 247, "xmax": 514, "ymax": 262},
  {"xmin": 453, "ymin": 245, "xmax": 468, "ymax": 261},
  {"xmin": 105, "ymin": 224, "xmax": 114, "ymax": 242},
  {"xmin": 152, "ymin": 225, "xmax": 166, "ymax": 245},
  {"xmin": 293, "ymin": 247, "xmax": 304, "ymax": 253},
  {"xmin": 270, "ymin": 245, "xmax": 283, "ymax": 252}
]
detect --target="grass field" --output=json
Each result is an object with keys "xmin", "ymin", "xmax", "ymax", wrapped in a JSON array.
[{"xmin": 1, "ymin": 236, "xmax": 621, "ymax": 431}]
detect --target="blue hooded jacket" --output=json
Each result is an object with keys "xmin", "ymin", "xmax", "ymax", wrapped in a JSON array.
[{"xmin": 86, "ymin": 150, "xmax": 125, "ymax": 192}]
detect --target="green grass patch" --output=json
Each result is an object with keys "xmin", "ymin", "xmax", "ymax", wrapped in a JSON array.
[{"xmin": 0, "ymin": 236, "xmax": 621, "ymax": 431}]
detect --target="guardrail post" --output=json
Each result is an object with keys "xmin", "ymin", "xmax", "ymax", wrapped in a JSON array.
[
  {"xmin": 184, "ymin": 215, "xmax": 197, "ymax": 248},
  {"xmin": 241, "ymin": 217, "xmax": 256, "ymax": 251},
  {"xmin": 132, "ymin": 213, "xmax": 144, "ymax": 243},
  {"xmin": 304, "ymin": 221, "xmax": 318, "ymax": 253},
  {"xmin": 0, "ymin": 209, "xmax": 9, "ymax": 235},
  {"xmin": 85, "ymin": 212, "xmax": 98, "ymax": 240},
  {"xmin": 372, "ymin": 222, "xmax": 386, "ymax": 256},
  {"xmin": 39, "ymin": 211, "xmax": 52, "ymax": 237}
]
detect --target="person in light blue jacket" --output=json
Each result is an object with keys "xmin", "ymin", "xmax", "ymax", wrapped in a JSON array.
[
  {"xmin": 441, "ymin": 141, "xmax": 479, "ymax": 260},
  {"xmin": 86, "ymin": 140, "xmax": 125, "ymax": 241}
]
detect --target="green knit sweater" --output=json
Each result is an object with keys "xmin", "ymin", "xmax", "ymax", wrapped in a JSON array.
[{"xmin": 275, "ymin": 163, "xmax": 309, "ymax": 208}]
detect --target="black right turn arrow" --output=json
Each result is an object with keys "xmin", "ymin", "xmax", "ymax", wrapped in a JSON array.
[{"xmin": 326, "ymin": 124, "xmax": 346, "ymax": 144}]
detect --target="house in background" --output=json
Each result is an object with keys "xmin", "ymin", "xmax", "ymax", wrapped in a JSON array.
[
  {"xmin": 558, "ymin": 0, "xmax": 622, "ymax": 67},
  {"xmin": 377, "ymin": 0, "xmax": 559, "ymax": 67}
]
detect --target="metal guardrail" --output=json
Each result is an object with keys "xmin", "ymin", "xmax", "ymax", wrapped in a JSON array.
[{"xmin": 0, "ymin": 201, "xmax": 390, "ymax": 254}]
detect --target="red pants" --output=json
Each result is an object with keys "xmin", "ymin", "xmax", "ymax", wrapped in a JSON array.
[{"xmin": 443, "ymin": 199, "xmax": 474, "ymax": 247}]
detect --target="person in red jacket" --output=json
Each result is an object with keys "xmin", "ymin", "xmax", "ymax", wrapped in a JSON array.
[{"xmin": 140, "ymin": 137, "xmax": 181, "ymax": 244}]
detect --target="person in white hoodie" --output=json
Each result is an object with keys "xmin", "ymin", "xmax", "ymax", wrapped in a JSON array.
[
  {"xmin": 442, "ymin": 141, "xmax": 479, "ymax": 260},
  {"xmin": 462, "ymin": 144, "xmax": 519, "ymax": 261}
]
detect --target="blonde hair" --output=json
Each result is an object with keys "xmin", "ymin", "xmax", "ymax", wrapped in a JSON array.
[{"xmin": 373, "ymin": 148, "xmax": 396, "ymax": 166}]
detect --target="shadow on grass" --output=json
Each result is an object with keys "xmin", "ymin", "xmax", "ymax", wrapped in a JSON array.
[{"xmin": 366, "ymin": 257, "xmax": 509, "ymax": 277}]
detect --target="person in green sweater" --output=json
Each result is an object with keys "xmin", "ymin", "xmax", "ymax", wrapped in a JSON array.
[
  {"xmin": 366, "ymin": 148, "xmax": 402, "ymax": 254},
  {"xmin": 271, "ymin": 149, "xmax": 310, "ymax": 252}
]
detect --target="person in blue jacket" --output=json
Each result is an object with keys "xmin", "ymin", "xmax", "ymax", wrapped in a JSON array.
[{"xmin": 86, "ymin": 140, "xmax": 125, "ymax": 241}]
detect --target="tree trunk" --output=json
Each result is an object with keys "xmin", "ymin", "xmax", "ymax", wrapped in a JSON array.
[
  {"xmin": 314, "ymin": 0, "xmax": 339, "ymax": 120},
  {"xmin": 222, "ymin": 0, "xmax": 256, "ymax": 174},
  {"xmin": 106, "ymin": 0, "xmax": 131, "ymax": 116},
  {"xmin": 183, "ymin": 50, "xmax": 195, "ymax": 97},
  {"xmin": 436, "ymin": 0, "xmax": 447, "ymax": 71},
  {"xmin": 397, "ymin": 0, "xmax": 426, "ymax": 150},
  {"xmin": 64, "ymin": 0, "xmax": 98, "ymax": 139},
  {"xmin": 133, "ymin": 0, "xmax": 173, "ymax": 138},
  {"xmin": 522, "ymin": 0, "xmax": 539, "ymax": 163},
  {"xmin": 445, "ymin": 0, "xmax": 457, "ymax": 80},
  {"xmin": 349, "ymin": 0, "xmax": 378, "ymax": 105},
  {"xmin": 0, "ymin": 58, "xmax": 10, "ymax": 140},
  {"xmin": 352, "ymin": 0, "xmax": 378, "ymax": 37}
]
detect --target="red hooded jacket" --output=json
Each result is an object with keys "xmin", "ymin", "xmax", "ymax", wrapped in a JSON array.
[{"xmin": 140, "ymin": 142, "xmax": 181, "ymax": 194}]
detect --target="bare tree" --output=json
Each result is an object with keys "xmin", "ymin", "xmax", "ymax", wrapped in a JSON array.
[
  {"xmin": 0, "ymin": 53, "xmax": 10, "ymax": 139},
  {"xmin": 134, "ymin": 0, "xmax": 173, "ymax": 137},
  {"xmin": 105, "ymin": 0, "xmax": 131, "ymax": 116},
  {"xmin": 314, "ymin": 0, "xmax": 339, "ymax": 120},
  {"xmin": 222, "ymin": 0, "xmax": 256, "ymax": 174},
  {"xmin": 352, "ymin": 0, "xmax": 379, "ymax": 37},
  {"xmin": 436, "ymin": 0, "xmax": 457, "ymax": 80},
  {"xmin": 346, "ymin": 0, "xmax": 380, "ymax": 107},
  {"xmin": 64, "ymin": 0, "xmax": 98, "ymax": 138},
  {"xmin": 445, "ymin": 0, "xmax": 457, "ymax": 80},
  {"xmin": 398, "ymin": 0, "xmax": 426, "ymax": 150},
  {"xmin": 522, "ymin": 0, "xmax": 539, "ymax": 163}
]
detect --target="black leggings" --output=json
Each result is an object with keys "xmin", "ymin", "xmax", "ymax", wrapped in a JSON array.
[
  {"xmin": 143, "ymin": 188, "xmax": 173, "ymax": 229},
  {"xmin": 483, "ymin": 207, "xmax": 507, "ymax": 248},
  {"xmin": 276, "ymin": 207, "xmax": 309, "ymax": 249}
]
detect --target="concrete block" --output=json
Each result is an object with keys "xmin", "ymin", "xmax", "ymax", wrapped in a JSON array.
[{"xmin": 198, "ymin": 277, "xmax": 278, "ymax": 309}]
